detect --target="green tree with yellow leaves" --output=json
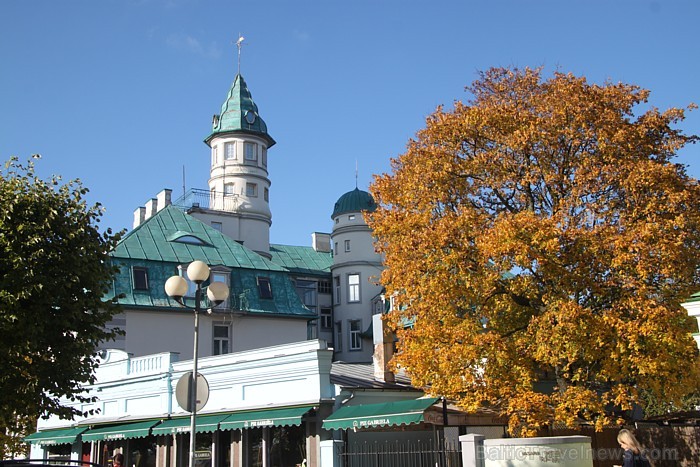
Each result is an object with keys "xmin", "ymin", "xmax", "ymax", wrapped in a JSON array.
[{"xmin": 369, "ymin": 67, "xmax": 700, "ymax": 436}]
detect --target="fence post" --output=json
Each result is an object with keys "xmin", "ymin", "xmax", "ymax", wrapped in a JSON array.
[{"xmin": 460, "ymin": 434, "xmax": 485, "ymax": 467}]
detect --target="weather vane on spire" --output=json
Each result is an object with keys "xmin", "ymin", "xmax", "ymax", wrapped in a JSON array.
[{"xmin": 236, "ymin": 34, "xmax": 245, "ymax": 75}]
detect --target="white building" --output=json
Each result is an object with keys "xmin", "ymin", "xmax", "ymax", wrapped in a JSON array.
[{"xmin": 26, "ymin": 64, "xmax": 506, "ymax": 467}]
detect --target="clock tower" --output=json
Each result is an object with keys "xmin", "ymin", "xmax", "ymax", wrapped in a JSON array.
[{"xmin": 203, "ymin": 73, "xmax": 275, "ymax": 258}]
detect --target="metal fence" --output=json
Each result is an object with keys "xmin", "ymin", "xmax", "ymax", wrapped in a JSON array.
[
  {"xmin": 172, "ymin": 189, "xmax": 239, "ymax": 212},
  {"xmin": 338, "ymin": 439, "xmax": 461, "ymax": 467}
]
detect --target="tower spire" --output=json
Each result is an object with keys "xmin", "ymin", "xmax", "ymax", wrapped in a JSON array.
[{"xmin": 236, "ymin": 34, "xmax": 245, "ymax": 75}]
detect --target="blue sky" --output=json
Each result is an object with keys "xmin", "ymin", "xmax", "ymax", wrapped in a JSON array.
[{"xmin": 2, "ymin": 0, "xmax": 699, "ymax": 247}]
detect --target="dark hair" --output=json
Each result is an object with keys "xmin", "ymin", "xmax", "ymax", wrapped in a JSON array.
[{"xmin": 113, "ymin": 454, "xmax": 124, "ymax": 464}]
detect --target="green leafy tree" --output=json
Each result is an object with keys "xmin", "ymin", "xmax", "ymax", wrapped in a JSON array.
[
  {"xmin": 0, "ymin": 156, "xmax": 121, "ymax": 453},
  {"xmin": 369, "ymin": 67, "xmax": 700, "ymax": 436}
]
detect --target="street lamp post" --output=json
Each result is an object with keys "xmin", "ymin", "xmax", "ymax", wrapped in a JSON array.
[{"xmin": 165, "ymin": 261, "xmax": 229, "ymax": 467}]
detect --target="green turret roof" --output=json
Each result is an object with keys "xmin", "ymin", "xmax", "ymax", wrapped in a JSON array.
[
  {"xmin": 331, "ymin": 188, "xmax": 377, "ymax": 218},
  {"xmin": 205, "ymin": 74, "xmax": 275, "ymax": 148}
]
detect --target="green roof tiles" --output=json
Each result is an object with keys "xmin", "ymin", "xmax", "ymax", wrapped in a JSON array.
[
  {"xmin": 331, "ymin": 188, "xmax": 377, "ymax": 218},
  {"xmin": 205, "ymin": 74, "xmax": 275, "ymax": 147},
  {"xmin": 114, "ymin": 206, "xmax": 283, "ymax": 270},
  {"xmin": 269, "ymin": 244, "xmax": 332, "ymax": 276},
  {"xmin": 109, "ymin": 207, "xmax": 315, "ymax": 318}
]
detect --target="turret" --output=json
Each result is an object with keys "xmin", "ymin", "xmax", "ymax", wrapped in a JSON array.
[{"xmin": 203, "ymin": 74, "xmax": 275, "ymax": 257}]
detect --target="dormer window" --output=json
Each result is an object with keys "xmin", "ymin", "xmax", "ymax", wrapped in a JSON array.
[
  {"xmin": 167, "ymin": 231, "xmax": 210, "ymax": 246},
  {"xmin": 132, "ymin": 267, "xmax": 148, "ymax": 291},
  {"xmin": 257, "ymin": 277, "xmax": 273, "ymax": 299}
]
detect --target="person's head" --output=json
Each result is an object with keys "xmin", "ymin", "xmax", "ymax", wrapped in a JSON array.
[
  {"xmin": 617, "ymin": 429, "xmax": 643, "ymax": 454},
  {"xmin": 113, "ymin": 454, "xmax": 124, "ymax": 467}
]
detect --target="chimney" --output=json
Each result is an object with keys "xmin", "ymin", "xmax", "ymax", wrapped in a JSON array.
[
  {"xmin": 372, "ymin": 313, "xmax": 395, "ymax": 383},
  {"xmin": 144, "ymin": 198, "xmax": 158, "ymax": 220},
  {"xmin": 157, "ymin": 188, "xmax": 172, "ymax": 212},
  {"xmin": 133, "ymin": 207, "xmax": 146, "ymax": 229},
  {"xmin": 312, "ymin": 232, "xmax": 332, "ymax": 253}
]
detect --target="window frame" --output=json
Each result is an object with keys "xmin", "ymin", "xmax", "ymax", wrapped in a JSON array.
[
  {"xmin": 333, "ymin": 276, "xmax": 341, "ymax": 305},
  {"xmin": 344, "ymin": 239, "xmax": 351, "ymax": 252},
  {"xmin": 244, "ymin": 142, "xmax": 257, "ymax": 162},
  {"xmin": 257, "ymin": 276, "xmax": 273, "ymax": 299},
  {"xmin": 246, "ymin": 182, "xmax": 258, "ymax": 197},
  {"xmin": 210, "ymin": 269, "xmax": 230, "ymax": 309},
  {"xmin": 349, "ymin": 319, "xmax": 362, "ymax": 351},
  {"xmin": 334, "ymin": 321, "xmax": 343, "ymax": 351},
  {"xmin": 213, "ymin": 322, "xmax": 230, "ymax": 355},
  {"xmin": 320, "ymin": 307, "xmax": 332, "ymax": 330},
  {"xmin": 347, "ymin": 273, "xmax": 361, "ymax": 303},
  {"xmin": 132, "ymin": 267, "xmax": 149, "ymax": 291},
  {"xmin": 224, "ymin": 183, "xmax": 235, "ymax": 196},
  {"xmin": 224, "ymin": 141, "xmax": 236, "ymax": 161}
]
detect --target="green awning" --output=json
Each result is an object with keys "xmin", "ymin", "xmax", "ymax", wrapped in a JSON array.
[
  {"xmin": 82, "ymin": 420, "xmax": 160, "ymax": 441},
  {"xmin": 25, "ymin": 427, "xmax": 87, "ymax": 446},
  {"xmin": 219, "ymin": 406, "xmax": 314, "ymax": 431},
  {"xmin": 152, "ymin": 413, "xmax": 230, "ymax": 435},
  {"xmin": 323, "ymin": 397, "xmax": 440, "ymax": 430}
]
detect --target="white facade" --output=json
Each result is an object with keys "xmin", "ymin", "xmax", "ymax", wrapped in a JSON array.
[
  {"xmin": 330, "ymin": 208, "xmax": 383, "ymax": 363},
  {"xmin": 204, "ymin": 133, "xmax": 272, "ymax": 256},
  {"xmin": 681, "ymin": 298, "xmax": 700, "ymax": 350},
  {"xmin": 105, "ymin": 310, "xmax": 310, "ymax": 360}
]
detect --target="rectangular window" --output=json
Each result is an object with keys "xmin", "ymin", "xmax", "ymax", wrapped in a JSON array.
[
  {"xmin": 349, "ymin": 214, "xmax": 356, "ymax": 220},
  {"xmin": 225, "ymin": 142, "xmax": 236, "ymax": 160},
  {"xmin": 318, "ymin": 279, "xmax": 332, "ymax": 294},
  {"xmin": 334, "ymin": 242, "xmax": 338, "ymax": 256},
  {"xmin": 212, "ymin": 146, "xmax": 218, "ymax": 165},
  {"xmin": 348, "ymin": 273, "xmax": 360, "ymax": 303},
  {"xmin": 213, "ymin": 324, "xmax": 230, "ymax": 355},
  {"xmin": 295, "ymin": 280, "xmax": 317, "ymax": 313},
  {"xmin": 320, "ymin": 308, "xmax": 332, "ymax": 330},
  {"xmin": 211, "ymin": 271, "xmax": 229, "ymax": 309},
  {"xmin": 333, "ymin": 276, "xmax": 341, "ymax": 305},
  {"xmin": 344, "ymin": 239, "xmax": 351, "ymax": 252},
  {"xmin": 224, "ymin": 183, "xmax": 235, "ymax": 195},
  {"xmin": 264, "ymin": 187, "xmax": 269, "ymax": 202},
  {"xmin": 133, "ymin": 267, "xmax": 148, "ymax": 290},
  {"xmin": 257, "ymin": 277, "xmax": 273, "ymax": 299},
  {"xmin": 211, "ymin": 222, "xmax": 222, "ymax": 232},
  {"xmin": 262, "ymin": 147, "xmax": 267, "ymax": 167},
  {"xmin": 334, "ymin": 321, "xmax": 343, "ymax": 351},
  {"xmin": 179, "ymin": 265, "xmax": 197, "ymax": 297},
  {"xmin": 349, "ymin": 320, "xmax": 362, "ymax": 350},
  {"xmin": 246, "ymin": 183, "xmax": 258, "ymax": 197},
  {"xmin": 244, "ymin": 142, "xmax": 257, "ymax": 162}
]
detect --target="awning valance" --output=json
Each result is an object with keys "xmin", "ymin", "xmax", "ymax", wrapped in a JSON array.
[
  {"xmin": 25, "ymin": 427, "xmax": 87, "ymax": 446},
  {"xmin": 82, "ymin": 420, "xmax": 160, "ymax": 441},
  {"xmin": 219, "ymin": 406, "xmax": 314, "ymax": 431},
  {"xmin": 152, "ymin": 413, "xmax": 230, "ymax": 435},
  {"xmin": 322, "ymin": 397, "xmax": 440, "ymax": 430}
]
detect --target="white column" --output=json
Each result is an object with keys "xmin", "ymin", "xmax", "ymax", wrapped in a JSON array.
[{"xmin": 460, "ymin": 434, "xmax": 485, "ymax": 467}]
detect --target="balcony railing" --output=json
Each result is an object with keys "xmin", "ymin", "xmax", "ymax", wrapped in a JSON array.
[{"xmin": 172, "ymin": 188, "xmax": 239, "ymax": 212}]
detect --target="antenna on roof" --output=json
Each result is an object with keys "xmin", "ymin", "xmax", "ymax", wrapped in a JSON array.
[
  {"xmin": 236, "ymin": 34, "xmax": 245, "ymax": 75},
  {"xmin": 355, "ymin": 159, "xmax": 359, "ymax": 188},
  {"xmin": 182, "ymin": 165, "xmax": 186, "ymax": 197}
]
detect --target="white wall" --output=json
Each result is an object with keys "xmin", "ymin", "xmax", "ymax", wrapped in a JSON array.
[{"xmin": 118, "ymin": 308, "xmax": 310, "ymax": 359}]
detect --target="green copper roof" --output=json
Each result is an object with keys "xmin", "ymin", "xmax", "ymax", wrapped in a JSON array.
[
  {"xmin": 109, "ymin": 207, "xmax": 315, "ymax": 318},
  {"xmin": 205, "ymin": 74, "xmax": 275, "ymax": 147},
  {"xmin": 269, "ymin": 244, "xmax": 333, "ymax": 276},
  {"xmin": 114, "ymin": 205, "xmax": 282, "ymax": 270},
  {"xmin": 331, "ymin": 188, "xmax": 377, "ymax": 218}
]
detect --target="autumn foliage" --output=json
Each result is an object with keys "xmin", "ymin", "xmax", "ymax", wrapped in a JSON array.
[{"xmin": 368, "ymin": 67, "xmax": 700, "ymax": 436}]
